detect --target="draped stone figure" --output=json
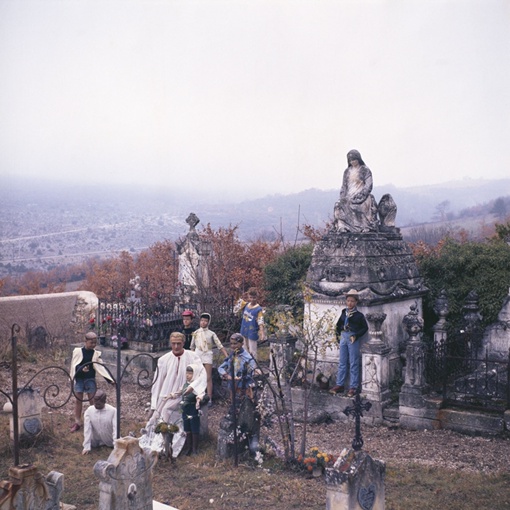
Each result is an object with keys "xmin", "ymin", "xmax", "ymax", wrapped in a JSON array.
[{"xmin": 333, "ymin": 150, "xmax": 379, "ymax": 233}]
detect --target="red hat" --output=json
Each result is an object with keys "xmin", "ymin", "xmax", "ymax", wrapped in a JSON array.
[{"xmin": 182, "ymin": 310, "xmax": 194, "ymax": 318}]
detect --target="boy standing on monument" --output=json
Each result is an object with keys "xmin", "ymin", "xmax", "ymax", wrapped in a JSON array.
[{"xmin": 329, "ymin": 289, "xmax": 368, "ymax": 397}]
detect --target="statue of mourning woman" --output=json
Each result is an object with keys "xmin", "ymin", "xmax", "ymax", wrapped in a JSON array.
[{"xmin": 333, "ymin": 149, "xmax": 397, "ymax": 233}]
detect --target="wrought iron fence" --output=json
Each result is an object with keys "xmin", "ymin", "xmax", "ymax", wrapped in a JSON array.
[
  {"xmin": 426, "ymin": 332, "xmax": 510, "ymax": 412},
  {"xmin": 96, "ymin": 297, "xmax": 186, "ymax": 351},
  {"xmin": 96, "ymin": 296, "xmax": 237, "ymax": 350}
]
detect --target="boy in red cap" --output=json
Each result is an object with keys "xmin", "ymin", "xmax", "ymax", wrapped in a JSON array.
[{"xmin": 179, "ymin": 310, "xmax": 196, "ymax": 350}]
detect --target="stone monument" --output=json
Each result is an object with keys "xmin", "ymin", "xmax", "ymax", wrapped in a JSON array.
[
  {"xmin": 361, "ymin": 313, "xmax": 391, "ymax": 409},
  {"xmin": 175, "ymin": 213, "xmax": 211, "ymax": 303},
  {"xmin": 305, "ymin": 149, "xmax": 427, "ymax": 389},
  {"xmin": 482, "ymin": 287, "xmax": 510, "ymax": 361}
]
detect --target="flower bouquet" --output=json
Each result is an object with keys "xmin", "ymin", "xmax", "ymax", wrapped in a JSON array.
[{"xmin": 298, "ymin": 447, "xmax": 336, "ymax": 476}]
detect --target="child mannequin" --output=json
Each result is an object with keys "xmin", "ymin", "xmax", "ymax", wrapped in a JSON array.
[
  {"xmin": 165, "ymin": 364, "xmax": 204, "ymax": 456},
  {"xmin": 190, "ymin": 313, "xmax": 228, "ymax": 406}
]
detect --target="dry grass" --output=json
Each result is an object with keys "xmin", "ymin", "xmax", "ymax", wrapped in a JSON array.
[
  {"xmin": 2, "ymin": 405, "xmax": 510, "ymax": 510},
  {"xmin": 1, "ymin": 353, "xmax": 510, "ymax": 509}
]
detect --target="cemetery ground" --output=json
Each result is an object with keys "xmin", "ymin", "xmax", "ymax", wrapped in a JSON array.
[{"xmin": 1, "ymin": 350, "xmax": 510, "ymax": 510}]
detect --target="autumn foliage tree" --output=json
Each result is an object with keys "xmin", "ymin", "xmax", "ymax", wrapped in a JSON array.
[
  {"xmin": 189, "ymin": 224, "xmax": 282, "ymax": 311},
  {"xmin": 82, "ymin": 251, "xmax": 136, "ymax": 300}
]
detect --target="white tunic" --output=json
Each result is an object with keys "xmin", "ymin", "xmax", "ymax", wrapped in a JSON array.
[
  {"xmin": 82, "ymin": 403, "xmax": 116, "ymax": 451},
  {"xmin": 141, "ymin": 350, "xmax": 206, "ymax": 457}
]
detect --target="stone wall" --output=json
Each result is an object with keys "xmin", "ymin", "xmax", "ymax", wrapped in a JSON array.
[{"xmin": 0, "ymin": 291, "xmax": 98, "ymax": 346}]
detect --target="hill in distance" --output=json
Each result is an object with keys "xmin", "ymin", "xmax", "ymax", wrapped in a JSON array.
[{"xmin": 0, "ymin": 176, "xmax": 509, "ymax": 276}]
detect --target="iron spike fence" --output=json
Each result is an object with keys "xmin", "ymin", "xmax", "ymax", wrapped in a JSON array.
[
  {"xmin": 96, "ymin": 297, "xmax": 185, "ymax": 352},
  {"xmin": 1, "ymin": 324, "xmax": 75, "ymax": 466},
  {"xmin": 426, "ymin": 332, "xmax": 510, "ymax": 412},
  {"xmin": 95, "ymin": 295, "xmax": 237, "ymax": 351}
]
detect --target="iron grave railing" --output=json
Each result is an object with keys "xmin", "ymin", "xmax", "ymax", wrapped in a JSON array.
[{"xmin": 427, "ymin": 332, "xmax": 510, "ymax": 412}]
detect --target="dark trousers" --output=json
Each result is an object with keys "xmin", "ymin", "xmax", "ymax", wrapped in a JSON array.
[{"xmin": 182, "ymin": 404, "xmax": 200, "ymax": 434}]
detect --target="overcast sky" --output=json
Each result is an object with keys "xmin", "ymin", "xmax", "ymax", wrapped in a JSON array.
[{"xmin": 1, "ymin": 0, "xmax": 509, "ymax": 201}]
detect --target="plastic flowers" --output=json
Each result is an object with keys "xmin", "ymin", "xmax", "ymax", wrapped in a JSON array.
[{"xmin": 297, "ymin": 447, "xmax": 336, "ymax": 472}]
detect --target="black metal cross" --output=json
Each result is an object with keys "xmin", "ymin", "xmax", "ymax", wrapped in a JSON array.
[{"xmin": 343, "ymin": 393, "xmax": 372, "ymax": 451}]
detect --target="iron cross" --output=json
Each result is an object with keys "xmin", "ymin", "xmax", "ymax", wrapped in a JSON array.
[{"xmin": 343, "ymin": 393, "xmax": 372, "ymax": 451}]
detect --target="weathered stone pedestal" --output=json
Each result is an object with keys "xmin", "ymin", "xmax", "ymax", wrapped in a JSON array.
[
  {"xmin": 361, "ymin": 313, "xmax": 391, "ymax": 406},
  {"xmin": 305, "ymin": 227, "xmax": 427, "ymax": 380},
  {"xmin": 217, "ymin": 415, "xmax": 242, "ymax": 459},
  {"xmin": 94, "ymin": 437, "xmax": 158, "ymax": 510},
  {"xmin": 325, "ymin": 449, "xmax": 385, "ymax": 510},
  {"xmin": 398, "ymin": 303, "xmax": 439, "ymax": 429}
]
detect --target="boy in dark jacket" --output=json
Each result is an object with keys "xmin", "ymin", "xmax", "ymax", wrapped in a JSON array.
[{"xmin": 329, "ymin": 289, "xmax": 368, "ymax": 397}]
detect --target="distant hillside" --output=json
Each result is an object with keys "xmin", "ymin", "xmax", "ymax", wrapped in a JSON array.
[{"xmin": 1, "ymin": 176, "xmax": 509, "ymax": 275}]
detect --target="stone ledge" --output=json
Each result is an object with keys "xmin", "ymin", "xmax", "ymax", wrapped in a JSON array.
[
  {"xmin": 438, "ymin": 408, "xmax": 505, "ymax": 436},
  {"xmin": 399, "ymin": 405, "xmax": 442, "ymax": 430}
]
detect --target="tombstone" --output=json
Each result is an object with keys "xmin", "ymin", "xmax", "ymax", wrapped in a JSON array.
[
  {"xmin": 325, "ymin": 449, "xmax": 385, "ymax": 510},
  {"xmin": 94, "ymin": 437, "xmax": 158, "ymax": 510},
  {"xmin": 2, "ymin": 388, "xmax": 44, "ymax": 440},
  {"xmin": 0, "ymin": 465, "xmax": 67, "ymax": 510},
  {"xmin": 217, "ymin": 401, "xmax": 260, "ymax": 460},
  {"xmin": 28, "ymin": 325, "xmax": 48, "ymax": 350},
  {"xmin": 175, "ymin": 213, "xmax": 211, "ymax": 303}
]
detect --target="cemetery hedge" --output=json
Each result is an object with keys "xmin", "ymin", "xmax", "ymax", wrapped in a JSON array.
[{"xmin": 413, "ymin": 237, "xmax": 510, "ymax": 334}]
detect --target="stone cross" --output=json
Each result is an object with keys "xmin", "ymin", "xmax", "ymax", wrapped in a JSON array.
[{"xmin": 343, "ymin": 394, "xmax": 372, "ymax": 451}]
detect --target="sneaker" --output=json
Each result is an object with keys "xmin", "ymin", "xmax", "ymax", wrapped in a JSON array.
[
  {"xmin": 347, "ymin": 388, "xmax": 357, "ymax": 397},
  {"xmin": 70, "ymin": 423, "xmax": 81, "ymax": 433},
  {"xmin": 329, "ymin": 385, "xmax": 344, "ymax": 395}
]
